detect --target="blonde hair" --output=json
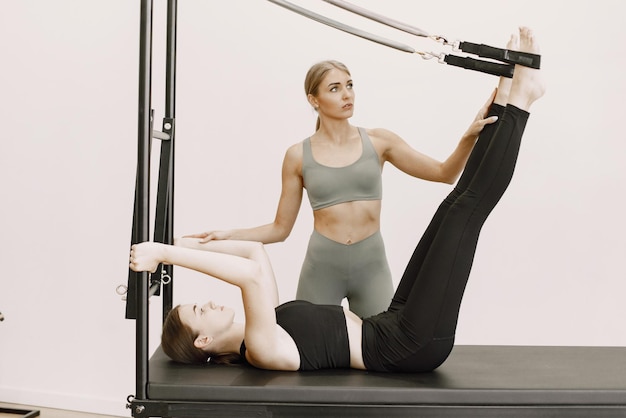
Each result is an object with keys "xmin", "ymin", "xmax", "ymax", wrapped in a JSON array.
[{"xmin": 304, "ymin": 60, "xmax": 351, "ymax": 131}]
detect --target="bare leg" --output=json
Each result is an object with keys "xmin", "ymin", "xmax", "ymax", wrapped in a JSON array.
[
  {"xmin": 493, "ymin": 33, "xmax": 518, "ymax": 106},
  {"xmin": 508, "ymin": 27, "xmax": 546, "ymax": 111}
]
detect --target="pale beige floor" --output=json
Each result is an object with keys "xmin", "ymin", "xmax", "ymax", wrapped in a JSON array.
[{"xmin": 0, "ymin": 403, "xmax": 124, "ymax": 418}]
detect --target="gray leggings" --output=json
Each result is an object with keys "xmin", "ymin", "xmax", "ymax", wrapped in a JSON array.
[{"xmin": 296, "ymin": 230, "xmax": 394, "ymax": 317}]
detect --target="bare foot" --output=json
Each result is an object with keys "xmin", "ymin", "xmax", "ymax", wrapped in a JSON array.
[
  {"xmin": 493, "ymin": 34, "xmax": 517, "ymax": 106},
  {"xmin": 508, "ymin": 27, "xmax": 546, "ymax": 111}
]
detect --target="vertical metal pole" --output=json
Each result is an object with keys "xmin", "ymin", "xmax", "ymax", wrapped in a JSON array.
[
  {"xmin": 136, "ymin": 0, "xmax": 153, "ymax": 400},
  {"xmin": 165, "ymin": 0, "xmax": 177, "ymax": 119},
  {"xmin": 162, "ymin": 0, "xmax": 177, "ymax": 322}
]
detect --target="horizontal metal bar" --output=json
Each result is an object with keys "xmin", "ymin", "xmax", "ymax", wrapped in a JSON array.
[
  {"xmin": 323, "ymin": 0, "xmax": 429, "ymax": 38},
  {"xmin": 149, "ymin": 280, "xmax": 161, "ymax": 297},
  {"xmin": 152, "ymin": 130, "xmax": 171, "ymax": 140},
  {"xmin": 267, "ymin": 0, "xmax": 415, "ymax": 53}
]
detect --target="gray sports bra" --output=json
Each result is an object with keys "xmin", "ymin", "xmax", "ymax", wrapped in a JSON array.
[{"xmin": 302, "ymin": 127, "xmax": 382, "ymax": 211}]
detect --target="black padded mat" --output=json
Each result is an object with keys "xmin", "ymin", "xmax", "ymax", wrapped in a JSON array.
[{"xmin": 147, "ymin": 345, "xmax": 626, "ymax": 407}]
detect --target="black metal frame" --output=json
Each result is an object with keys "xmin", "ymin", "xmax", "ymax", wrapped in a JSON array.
[
  {"xmin": 125, "ymin": 0, "xmax": 177, "ymax": 414},
  {"xmin": 0, "ymin": 407, "xmax": 40, "ymax": 418}
]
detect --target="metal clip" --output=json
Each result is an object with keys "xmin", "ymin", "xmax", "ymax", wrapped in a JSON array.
[
  {"xmin": 418, "ymin": 51, "xmax": 446, "ymax": 63},
  {"xmin": 161, "ymin": 268, "xmax": 172, "ymax": 285},
  {"xmin": 430, "ymin": 35, "xmax": 460, "ymax": 51},
  {"xmin": 430, "ymin": 34, "xmax": 447, "ymax": 44},
  {"xmin": 116, "ymin": 284, "xmax": 128, "ymax": 301}
]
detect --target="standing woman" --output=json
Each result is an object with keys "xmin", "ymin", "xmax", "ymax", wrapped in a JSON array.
[{"xmin": 187, "ymin": 60, "xmax": 497, "ymax": 317}]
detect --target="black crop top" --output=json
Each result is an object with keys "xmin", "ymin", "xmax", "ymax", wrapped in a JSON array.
[{"xmin": 240, "ymin": 300, "xmax": 350, "ymax": 371}]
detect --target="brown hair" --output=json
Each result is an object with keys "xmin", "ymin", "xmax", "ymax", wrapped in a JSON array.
[
  {"xmin": 161, "ymin": 305, "xmax": 243, "ymax": 365},
  {"xmin": 304, "ymin": 60, "xmax": 351, "ymax": 131}
]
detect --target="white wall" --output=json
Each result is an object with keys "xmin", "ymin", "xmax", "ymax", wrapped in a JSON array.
[{"xmin": 1, "ymin": 0, "xmax": 624, "ymax": 416}]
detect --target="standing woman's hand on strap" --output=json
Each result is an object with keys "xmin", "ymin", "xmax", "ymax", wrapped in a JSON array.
[
  {"xmin": 462, "ymin": 89, "xmax": 499, "ymax": 139},
  {"xmin": 183, "ymin": 230, "xmax": 234, "ymax": 243}
]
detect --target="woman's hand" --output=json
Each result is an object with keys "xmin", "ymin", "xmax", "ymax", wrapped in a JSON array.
[
  {"xmin": 463, "ymin": 89, "xmax": 499, "ymax": 139},
  {"xmin": 129, "ymin": 242, "xmax": 166, "ymax": 273},
  {"xmin": 183, "ymin": 230, "xmax": 232, "ymax": 243}
]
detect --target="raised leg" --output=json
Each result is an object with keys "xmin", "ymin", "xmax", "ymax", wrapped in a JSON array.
[
  {"xmin": 388, "ymin": 33, "xmax": 521, "ymax": 311},
  {"xmin": 392, "ymin": 27, "xmax": 544, "ymax": 362}
]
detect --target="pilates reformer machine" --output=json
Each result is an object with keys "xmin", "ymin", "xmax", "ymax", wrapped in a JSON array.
[{"xmin": 122, "ymin": 1, "xmax": 626, "ymax": 417}]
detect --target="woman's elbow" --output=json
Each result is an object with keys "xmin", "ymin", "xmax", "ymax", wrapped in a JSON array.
[
  {"xmin": 431, "ymin": 172, "xmax": 456, "ymax": 185},
  {"xmin": 272, "ymin": 224, "xmax": 292, "ymax": 243},
  {"xmin": 275, "ymin": 233, "xmax": 289, "ymax": 243},
  {"xmin": 243, "ymin": 264, "xmax": 265, "ymax": 289},
  {"xmin": 438, "ymin": 166, "xmax": 459, "ymax": 185},
  {"xmin": 442, "ymin": 176, "xmax": 457, "ymax": 185}
]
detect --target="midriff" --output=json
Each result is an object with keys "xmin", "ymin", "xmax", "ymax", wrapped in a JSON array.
[{"xmin": 313, "ymin": 200, "xmax": 381, "ymax": 245}]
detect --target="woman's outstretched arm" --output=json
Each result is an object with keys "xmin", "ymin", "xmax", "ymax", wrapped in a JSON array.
[
  {"xmin": 130, "ymin": 239, "xmax": 279, "ymax": 307},
  {"xmin": 184, "ymin": 144, "xmax": 305, "ymax": 244},
  {"xmin": 377, "ymin": 89, "xmax": 498, "ymax": 184},
  {"xmin": 130, "ymin": 240, "xmax": 287, "ymax": 367},
  {"xmin": 174, "ymin": 237, "xmax": 279, "ymax": 307}
]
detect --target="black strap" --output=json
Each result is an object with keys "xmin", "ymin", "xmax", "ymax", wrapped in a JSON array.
[
  {"xmin": 125, "ymin": 176, "xmax": 140, "ymax": 320},
  {"xmin": 443, "ymin": 55, "xmax": 514, "ymax": 78},
  {"xmin": 459, "ymin": 42, "xmax": 541, "ymax": 69}
]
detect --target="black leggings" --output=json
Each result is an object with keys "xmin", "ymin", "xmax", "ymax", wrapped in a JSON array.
[{"xmin": 362, "ymin": 104, "xmax": 529, "ymax": 372}]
